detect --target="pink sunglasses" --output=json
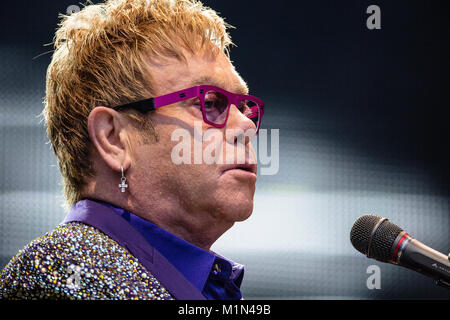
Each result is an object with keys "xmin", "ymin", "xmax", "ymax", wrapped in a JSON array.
[{"xmin": 113, "ymin": 85, "xmax": 265, "ymax": 134}]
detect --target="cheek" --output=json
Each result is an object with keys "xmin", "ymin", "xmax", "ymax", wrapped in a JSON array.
[
  {"xmin": 134, "ymin": 114, "xmax": 256, "ymax": 209},
  {"xmin": 202, "ymin": 129, "xmax": 258, "ymax": 165},
  {"xmin": 152, "ymin": 129, "xmax": 220, "ymax": 193}
]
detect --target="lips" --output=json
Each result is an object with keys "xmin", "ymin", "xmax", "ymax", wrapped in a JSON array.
[{"xmin": 221, "ymin": 163, "xmax": 257, "ymax": 175}]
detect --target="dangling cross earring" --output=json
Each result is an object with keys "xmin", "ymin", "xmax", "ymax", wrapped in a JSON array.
[{"xmin": 118, "ymin": 166, "xmax": 128, "ymax": 193}]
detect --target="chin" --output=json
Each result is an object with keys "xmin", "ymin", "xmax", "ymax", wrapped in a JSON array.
[
  {"xmin": 211, "ymin": 185, "xmax": 256, "ymax": 222},
  {"xmin": 235, "ymin": 209, "xmax": 253, "ymax": 222},
  {"xmin": 224, "ymin": 196, "xmax": 254, "ymax": 222}
]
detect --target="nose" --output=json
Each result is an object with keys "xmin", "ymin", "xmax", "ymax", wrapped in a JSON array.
[{"xmin": 225, "ymin": 104, "xmax": 257, "ymax": 145}]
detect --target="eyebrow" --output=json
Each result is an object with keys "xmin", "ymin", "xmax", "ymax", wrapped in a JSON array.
[{"xmin": 188, "ymin": 76, "xmax": 249, "ymax": 95}]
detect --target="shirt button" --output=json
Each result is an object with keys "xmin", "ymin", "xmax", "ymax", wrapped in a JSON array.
[{"xmin": 212, "ymin": 263, "xmax": 221, "ymax": 274}]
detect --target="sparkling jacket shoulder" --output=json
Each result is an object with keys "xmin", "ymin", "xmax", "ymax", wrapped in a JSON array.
[{"xmin": 0, "ymin": 222, "xmax": 173, "ymax": 300}]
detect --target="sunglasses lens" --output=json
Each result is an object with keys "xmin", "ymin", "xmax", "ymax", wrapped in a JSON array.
[
  {"xmin": 239, "ymin": 99, "xmax": 260, "ymax": 131},
  {"xmin": 204, "ymin": 91, "xmax": 229, "ymax": 125}
]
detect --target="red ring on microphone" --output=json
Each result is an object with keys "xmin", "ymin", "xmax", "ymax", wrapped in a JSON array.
[{"xmin": 392, "ymin": 233, "xmax": 409, "ymax": 262}]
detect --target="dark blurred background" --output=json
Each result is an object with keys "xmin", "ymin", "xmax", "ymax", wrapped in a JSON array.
[{"xmin": 0, "ymin": 0, "xmax": 449, "ymax": 299}]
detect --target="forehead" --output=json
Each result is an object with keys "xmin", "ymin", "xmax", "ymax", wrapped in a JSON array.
[{"xmin": 147, "ymin": 50, "xmax": 249, "ymax": 96}]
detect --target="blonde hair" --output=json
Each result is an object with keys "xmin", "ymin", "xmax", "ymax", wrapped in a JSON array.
[{"xmin": 43, "ymin": 0, "xmax": 233, "ymax": 210}]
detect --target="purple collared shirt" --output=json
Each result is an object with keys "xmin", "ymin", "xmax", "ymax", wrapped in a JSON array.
[{"xmin": 98, "ymin": 201, "xmax": 245, "ymax": 300}]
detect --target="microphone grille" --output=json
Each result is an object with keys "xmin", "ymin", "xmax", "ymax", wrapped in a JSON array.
[
  {"xmin": 350, "ymin": 214, "xmax": 404, "ymax": 261},
  {"xmin": 370, "ymin": 219, "xmax": 404, "ymax": 261},
  {"xmin": 350, "ymin": 214, "xmax": 382, "ymax": 255}
]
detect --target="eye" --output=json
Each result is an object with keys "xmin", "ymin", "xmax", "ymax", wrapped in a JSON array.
[
  {"xmin": 204, "ymin": 100, "xmax": 215, "ymax": 110},
  {"xmin": 203, "ymin": 91, "xmax": 228, "ymax": 114},
  {"xmin": 204, "ymin": 93, "xmax": 218, "ymax": 110}
]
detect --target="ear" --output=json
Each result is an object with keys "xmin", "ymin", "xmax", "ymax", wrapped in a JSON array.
[{"xmin": 87, "ymin": 107, "xmax": 132, "ymax": 173}]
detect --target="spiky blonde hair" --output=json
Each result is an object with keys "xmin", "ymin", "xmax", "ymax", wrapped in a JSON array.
[{"xmin": 43, "ymin": 0, "xmax": 233, "ymax": 210}]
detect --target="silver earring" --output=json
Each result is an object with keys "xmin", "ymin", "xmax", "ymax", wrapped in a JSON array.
[{"xmin": 118, "ymin": 166, "xmax": 128, "ymax": 193}]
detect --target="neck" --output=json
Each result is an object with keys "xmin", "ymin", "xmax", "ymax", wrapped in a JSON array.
[
  {"xmin": 84, "ymin": 186, "xmax": 232, "ymax": 252},
  {"xmin": 130, "ymin": 195, "xmax": 234, "ymax": 251}
]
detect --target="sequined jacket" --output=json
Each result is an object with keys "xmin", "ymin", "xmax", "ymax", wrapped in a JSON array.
[{"xmin": 0, "ymin": 200, "xmax": 206, "ymax": 300}]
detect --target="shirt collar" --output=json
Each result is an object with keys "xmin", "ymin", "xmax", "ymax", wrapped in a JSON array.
[{"xmin": 98, "ymin": 201, "xmax": 244, "ymax": 292}]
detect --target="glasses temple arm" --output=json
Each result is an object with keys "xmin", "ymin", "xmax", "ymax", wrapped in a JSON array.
[
  {"xmin": 113, "ymin": 98, "xmax": 156, "ymax": 113},
  {"xmin": 154, "ymin": 86, "xmax": 198, "ymax": 108},
  {"xmin": 112, "ymin": 87, "xmax": 199, "ymax": 113}
]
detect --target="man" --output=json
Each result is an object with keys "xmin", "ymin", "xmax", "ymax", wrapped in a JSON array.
[{"xmin": 0, "ymin": 0, "xmax": 264, "ymax": 300}]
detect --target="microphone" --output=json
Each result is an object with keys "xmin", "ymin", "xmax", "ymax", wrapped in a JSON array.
[{"xmin": 350, "ymin": 214, "xmax": 450, "ymax": 289}]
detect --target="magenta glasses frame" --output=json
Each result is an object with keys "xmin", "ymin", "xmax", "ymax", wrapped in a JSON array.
[{"xmin": 112, "ymin": 85, "xmax": 265, "ymax": 134}]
